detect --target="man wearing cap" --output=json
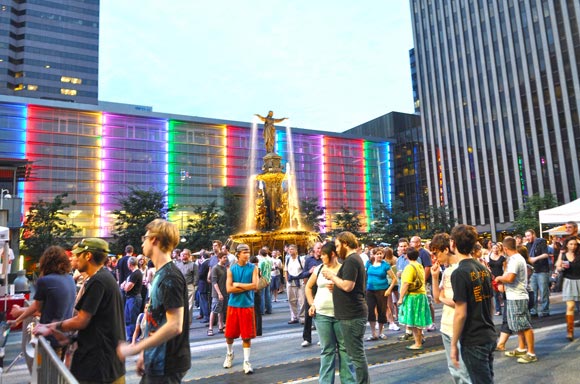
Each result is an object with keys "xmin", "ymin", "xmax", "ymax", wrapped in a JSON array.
[
  {"xmin": 223, "ymin": 244, "xmax": 258, "ymax": 374},
  {"xmin": 34, "ymin": 238, "xmax": 126, "ymax": 383},
  {"xmin": 117, "ymin": 219, "xmax": 191, "ymax": 383}
]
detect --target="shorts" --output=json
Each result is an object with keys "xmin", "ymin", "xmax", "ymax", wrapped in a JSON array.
[
  {"xmin": 211, "ymin": 297, "xmax": 224, "ymax": 314},
  {"xmin": 507, "ymin": 299, "xmax": 532, "ymax": 332},
  {"xmin": 225, "ymin": 306, "xmax": 256, "ymax": 340}
]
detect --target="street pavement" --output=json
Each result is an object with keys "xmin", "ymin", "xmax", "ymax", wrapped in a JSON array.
[{"xmin": 1, "ymin": 292, "xmax": 579, "ymax": 383}]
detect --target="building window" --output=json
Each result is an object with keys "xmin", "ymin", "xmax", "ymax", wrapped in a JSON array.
[
  {"xmin": 61, "ymin": 76, "xmax": 82, "ymax": 84},
  {"xmin": 61, "ymin": 88, "xmax": 77, "ymax": 96},
  {"xmin": 27, "ymin": 84, "xmax": 38, "ymax": 91}
]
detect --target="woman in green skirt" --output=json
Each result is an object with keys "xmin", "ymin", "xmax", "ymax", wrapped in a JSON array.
[{"xmin": 397, "ymin": 247, "xmax": 433, "ymax": 350}]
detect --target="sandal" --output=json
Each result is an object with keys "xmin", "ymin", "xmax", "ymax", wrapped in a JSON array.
[
  {"xmin": 207, "ymin": 329, "xmax": 214, "ymax": 336},
  {"xmin": 365, "ymin": 335, "xmax": 378, "ymax": 341},
  {"xmin": 378, "ymin": 334, "xmax": 387, "ymax": 340},
  {"xmin": 405, "ymin": 345, "xmax": 424, "ymax": 350},
  {"xmin": 218, "ymin": 328, "xmax": 225, "ymax": 333}
]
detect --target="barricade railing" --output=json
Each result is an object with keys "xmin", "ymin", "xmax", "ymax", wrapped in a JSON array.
[{"xmin": 31, "ymin": 336, "xmax": 77, "ymax": 384}]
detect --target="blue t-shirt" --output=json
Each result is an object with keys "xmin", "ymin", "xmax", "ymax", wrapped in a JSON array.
[
  {"xmin": 365, "ymin": 260, "xmax": 391, "ymax": 291},
  {"xmin": 34, "ymin": 273, "xmax": 76, "ymax": 324},
  {"xmin": 34, "ymin": 273, "xmax": 76, "ymax": 348},
  {"xmin": 144, "ymin": 262, "xmax": 191, "ymax": 376},
  {"xmin": 228, "ymin": 262, "xmax": 255, "ymax": 308}
]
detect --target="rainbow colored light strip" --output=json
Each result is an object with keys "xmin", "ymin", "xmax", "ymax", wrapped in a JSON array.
[{"xmin": 3, "ymin": 102, "xmax": 391, "ymax": 237}]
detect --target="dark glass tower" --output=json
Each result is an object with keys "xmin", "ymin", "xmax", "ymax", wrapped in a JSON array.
[
  {"xmin": 411, "ymin": 0, "xmax": 580, "ymax": 236},
  {"xmin": 0, "ymin": 0, "xmax": 99, "ymax": 104}
]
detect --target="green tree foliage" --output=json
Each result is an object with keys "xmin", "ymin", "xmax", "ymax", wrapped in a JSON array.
[
  {"xmin": 513, "ymin": 193, "xmax": 558, "ymax": 236},
  {"xmin": 300, "ymin": 197, "xmax": 326, "ymax": 233},
  {"xmin": 111, "ymin": 188, "xmax": 168, "ymax": 255},
  {"xmin": 369, "ymin": 200, "xmax": 411, "ymax": 246},
  {"xmin": 21, "ymin": 193, "xmax": 80, "ymax": 263},
  {"xmin": 331, "ymin": 206, "xmax": 362, "ymax": 238},
  {"xmin": 184, "ymin": 201, "xmax": 228, "ymax": 250},
  {"xmin": 222, "ymin": 186, "xmax": 243, "ymax": 235},
  {"xmin": 414, "ymin": 205, "xmax": 457, "ymax": 238}
]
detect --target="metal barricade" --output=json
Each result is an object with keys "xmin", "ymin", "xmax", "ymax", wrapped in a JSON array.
[{"xmin": 31, "ymin": 336, "xmax": 77, "ymax": 384}]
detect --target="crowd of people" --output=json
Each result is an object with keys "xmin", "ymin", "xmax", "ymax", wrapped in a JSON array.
[{"xmin": 6, "ymin": 219, "xmax": 580, "ymax": 383}]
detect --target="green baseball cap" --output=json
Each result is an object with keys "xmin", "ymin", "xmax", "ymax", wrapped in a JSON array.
[{"xmin": 71, "ymin": 238, "xmax": 110, "ymax": 255}]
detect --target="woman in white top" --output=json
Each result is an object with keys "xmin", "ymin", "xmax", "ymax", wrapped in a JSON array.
[{"xmin": 305, "ymin": 242, "xmax": 355, "ymax": 384}]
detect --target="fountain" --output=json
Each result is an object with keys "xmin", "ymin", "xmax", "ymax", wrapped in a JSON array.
[{"xmin": 228, "ymin": 111, "xmax": 319, "ymax": 254}]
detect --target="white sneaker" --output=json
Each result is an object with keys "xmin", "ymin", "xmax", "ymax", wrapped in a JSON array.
[
  {"xmin": 223, "ymin": 352, "xmax": 234, "ymax": 369},
  {"xmin": 389, "ymin": 323, "xmax": 400, "ymax": 331},
  {"xmin": 301, "ymin": 340, "xmax": 311, "ymax": 347},
  {"xmin": 243, "ymin": 360, "xmax": 254, "ymax": 374}
]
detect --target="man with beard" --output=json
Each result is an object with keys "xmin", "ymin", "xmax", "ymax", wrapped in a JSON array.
[
  {"xmin": 34, "ymin": 238, "xmax": 126, "ymax": 383},
  {"xmin": 322, "ymin": 231, "xmax": 369, "ymax": 384}
]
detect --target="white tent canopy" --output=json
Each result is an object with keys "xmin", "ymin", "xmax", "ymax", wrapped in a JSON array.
[
  {"xmin": 539, "ymin": 198, "xmax": 580, "ymax": 224},
  {"xmin": 539, "ymin": 198, "xmax": 580, "ymax": 237}
]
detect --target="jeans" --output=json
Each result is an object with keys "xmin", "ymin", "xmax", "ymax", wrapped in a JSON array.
[
  {"xmin": 198, "ymin": 284, "xmax": 210, "ymax": 320},
  {"xmin": 314, "ymin": 314, "xmax": 355, "ymax": 384},
  {"xmin": 460, "ymin": 341, "xmax": 495, "ymax": 384},
  {"xmin": 125, "ymin": 295, "xmax": 142, "ymax": 342},
  {"xmin": 441, "ymin": 333, "xmax": 472, "ymax": 384},
  {"xmin": 339, "ymin": 317, "xmax": 369, "ymax": 384},
  {"xmin": 529, "ymin": 272, "xmax": 550, "ymax": 316},
  {"xmin": 261, "ymin": 285, "xmax": 272, "ymax": 314}
]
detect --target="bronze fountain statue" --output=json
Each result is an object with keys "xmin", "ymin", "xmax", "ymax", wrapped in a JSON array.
[{"xmin": 228, "ymin": 111, "xmax": 319, "ymax": 254}]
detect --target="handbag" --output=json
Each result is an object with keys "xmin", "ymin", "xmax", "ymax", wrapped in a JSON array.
[
  {"xmin": 407, "ymin": 264, "xmax": 423, "ymax": 293},
  {"xmin": 257, "ymin": 275, "xmax": 269, "ymax": 290},
  {"xmin": 311, "ymin": 265, "xmax": 324, "ymax": 298}
]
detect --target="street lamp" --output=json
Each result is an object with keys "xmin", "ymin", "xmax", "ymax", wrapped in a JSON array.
[{"xmin": 0, "ymin": 189, "xmax": 11, "ymax": 210}]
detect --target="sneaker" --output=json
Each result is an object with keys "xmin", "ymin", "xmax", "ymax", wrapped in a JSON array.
[
  {"xmin": 389, "ymin": 323, "xmax": 400, "ymax": 331},
  {"xmin": 398, "ymin": 333, "xmax": 413, "ymax": 341},
  {"xmin": 243, "ymin": 361, "xmax": 254, "ymax": 374},
  {"xmin": 223, "ymin": 352, "xmax": 234, "ymax": 369},
  {"xmin": 426, "ymin": 324, "xmax": 437, "ymax": 332},
  {"xmin": 505, "ymin": 349, "xmax": 527, "ymax": 357},
  {"xmin": 517, "ymin": 353, "xmax": 538, "ymax": 364},
  {"xmin": 301, "ymin": 340, "xmax": 311, "ymax": 347}
]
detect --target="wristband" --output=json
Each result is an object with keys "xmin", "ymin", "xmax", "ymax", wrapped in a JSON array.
[{"xmin": 56, "ymin": 321, "xmax": 64, "ymax": 332}]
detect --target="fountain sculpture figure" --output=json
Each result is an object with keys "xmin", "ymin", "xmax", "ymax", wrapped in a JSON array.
[{"xmin": 228, "ymin": 111, "xmax": 319, "ymax": 254}]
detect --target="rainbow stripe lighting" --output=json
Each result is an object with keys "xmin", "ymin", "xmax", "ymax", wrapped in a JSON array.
[
  {"xmin": 363, "ymin": 141, "xmax": 372, "ymax": 231},
  {"xmin": 384, "ymin": 142, "xmax": 392, "ymax": 208}
]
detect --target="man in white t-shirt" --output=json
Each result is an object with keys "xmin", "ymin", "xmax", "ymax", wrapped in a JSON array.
[
  {"xmin": 430, "ymin": 233, "xmax": 471, "ymax": 384},
  {"xmin": 496, "ymin": 236, "xmax": 537, "ymax": 364},
  {"xmin": 285, "ymin": 245, "xmax": 305, "ymax": 324}
]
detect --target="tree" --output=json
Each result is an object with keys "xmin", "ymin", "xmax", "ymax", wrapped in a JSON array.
[
  {"xmin": 222, "ymin": 186, "xmax": 243, "ymax": 235},
  {"xmin": 331, "ymin": 206, "xmax": 362, "ymax": 238},
  {"xmin": 183, "ymin": 201, "xmax": 228, "ymax": 250},
  {"xmin": 111, "ymin": 188, "xmax": 169, "ymax": 255},
  {"xmin": 300, "ymin": 197, "xmax": 325, "ymax": 233},
  {"xmin": 415, "ymin": 205, "xmax": 456, "ymax": 238},
  {"xmin": 370, "ymin": 200, "xmax": 412, "ymax": 246},
  {"xmin": 21, "ymin": 193, "xmax": 80, "ymax": 264},
  {"xmin": 513, "ymin": 193, "xmax": 558, "ymax": 236}
]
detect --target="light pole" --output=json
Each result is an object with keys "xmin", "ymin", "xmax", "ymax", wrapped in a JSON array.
[{"xmin": 0, "ymin": 189, "xmax": 11, "ymax": 210}]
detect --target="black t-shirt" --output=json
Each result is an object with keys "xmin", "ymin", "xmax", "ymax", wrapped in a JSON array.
[
  {"xmin": 72, "ymin": 267, "xmax": 125, "ymax": 382},
  {"xmin": 116, "ymin": 255, "xmax": 131, "ymax": 285},
  {"xmin": 488, "ymin": 255, "xmax": 506, "ymax": 278},
  {"xmin": 126, "ymin": 269, "xmax": 143, "ymax": 297},
  {"xmin": 451, "ymin": 258, "xmax": 496, "ymax": 346},
  {"xmin": 527, "ymin": 238, "xmax": 549, "ymax": 272},
  {"xmin": 333, "ymin": 253, "xmax": 368, "ymax": 320},
  {"xmin": 198, "ymin": 259, "xmax": 210, "ymax": 292},
  {"xmin": 144, "ymin": 262, "xmax": 191, "ymax": 375}
]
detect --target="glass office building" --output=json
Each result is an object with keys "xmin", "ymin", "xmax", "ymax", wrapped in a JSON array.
[
  {"xmin": 411, "ymin": 0, "xmax": 580, "ymax": 236},
  {"xmin": 0, "ymin": 95, "xmax": 393, "ymax": 237},
  {"xmin": 0, "ymin": 0, "xmax": 99, "ymax": 104}
]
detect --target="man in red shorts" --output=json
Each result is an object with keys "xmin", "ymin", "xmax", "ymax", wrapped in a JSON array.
[{"xmin": 223, "ymin": 244, "xmax": 258, "ymax": 374}]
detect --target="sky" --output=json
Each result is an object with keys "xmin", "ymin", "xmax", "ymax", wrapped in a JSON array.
[{"xmin": 99, "ymin": 1, "xmax": 415, "ymax": 133}]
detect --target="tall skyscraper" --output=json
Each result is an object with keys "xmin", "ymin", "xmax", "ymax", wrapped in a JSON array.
[
  {"xmin": 0, "ymin": 0, "xmax": 99, "ymax": 104},
  {"xmin": 411, "ymin": 0, "xmax": 580, "ymax": 236}
]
